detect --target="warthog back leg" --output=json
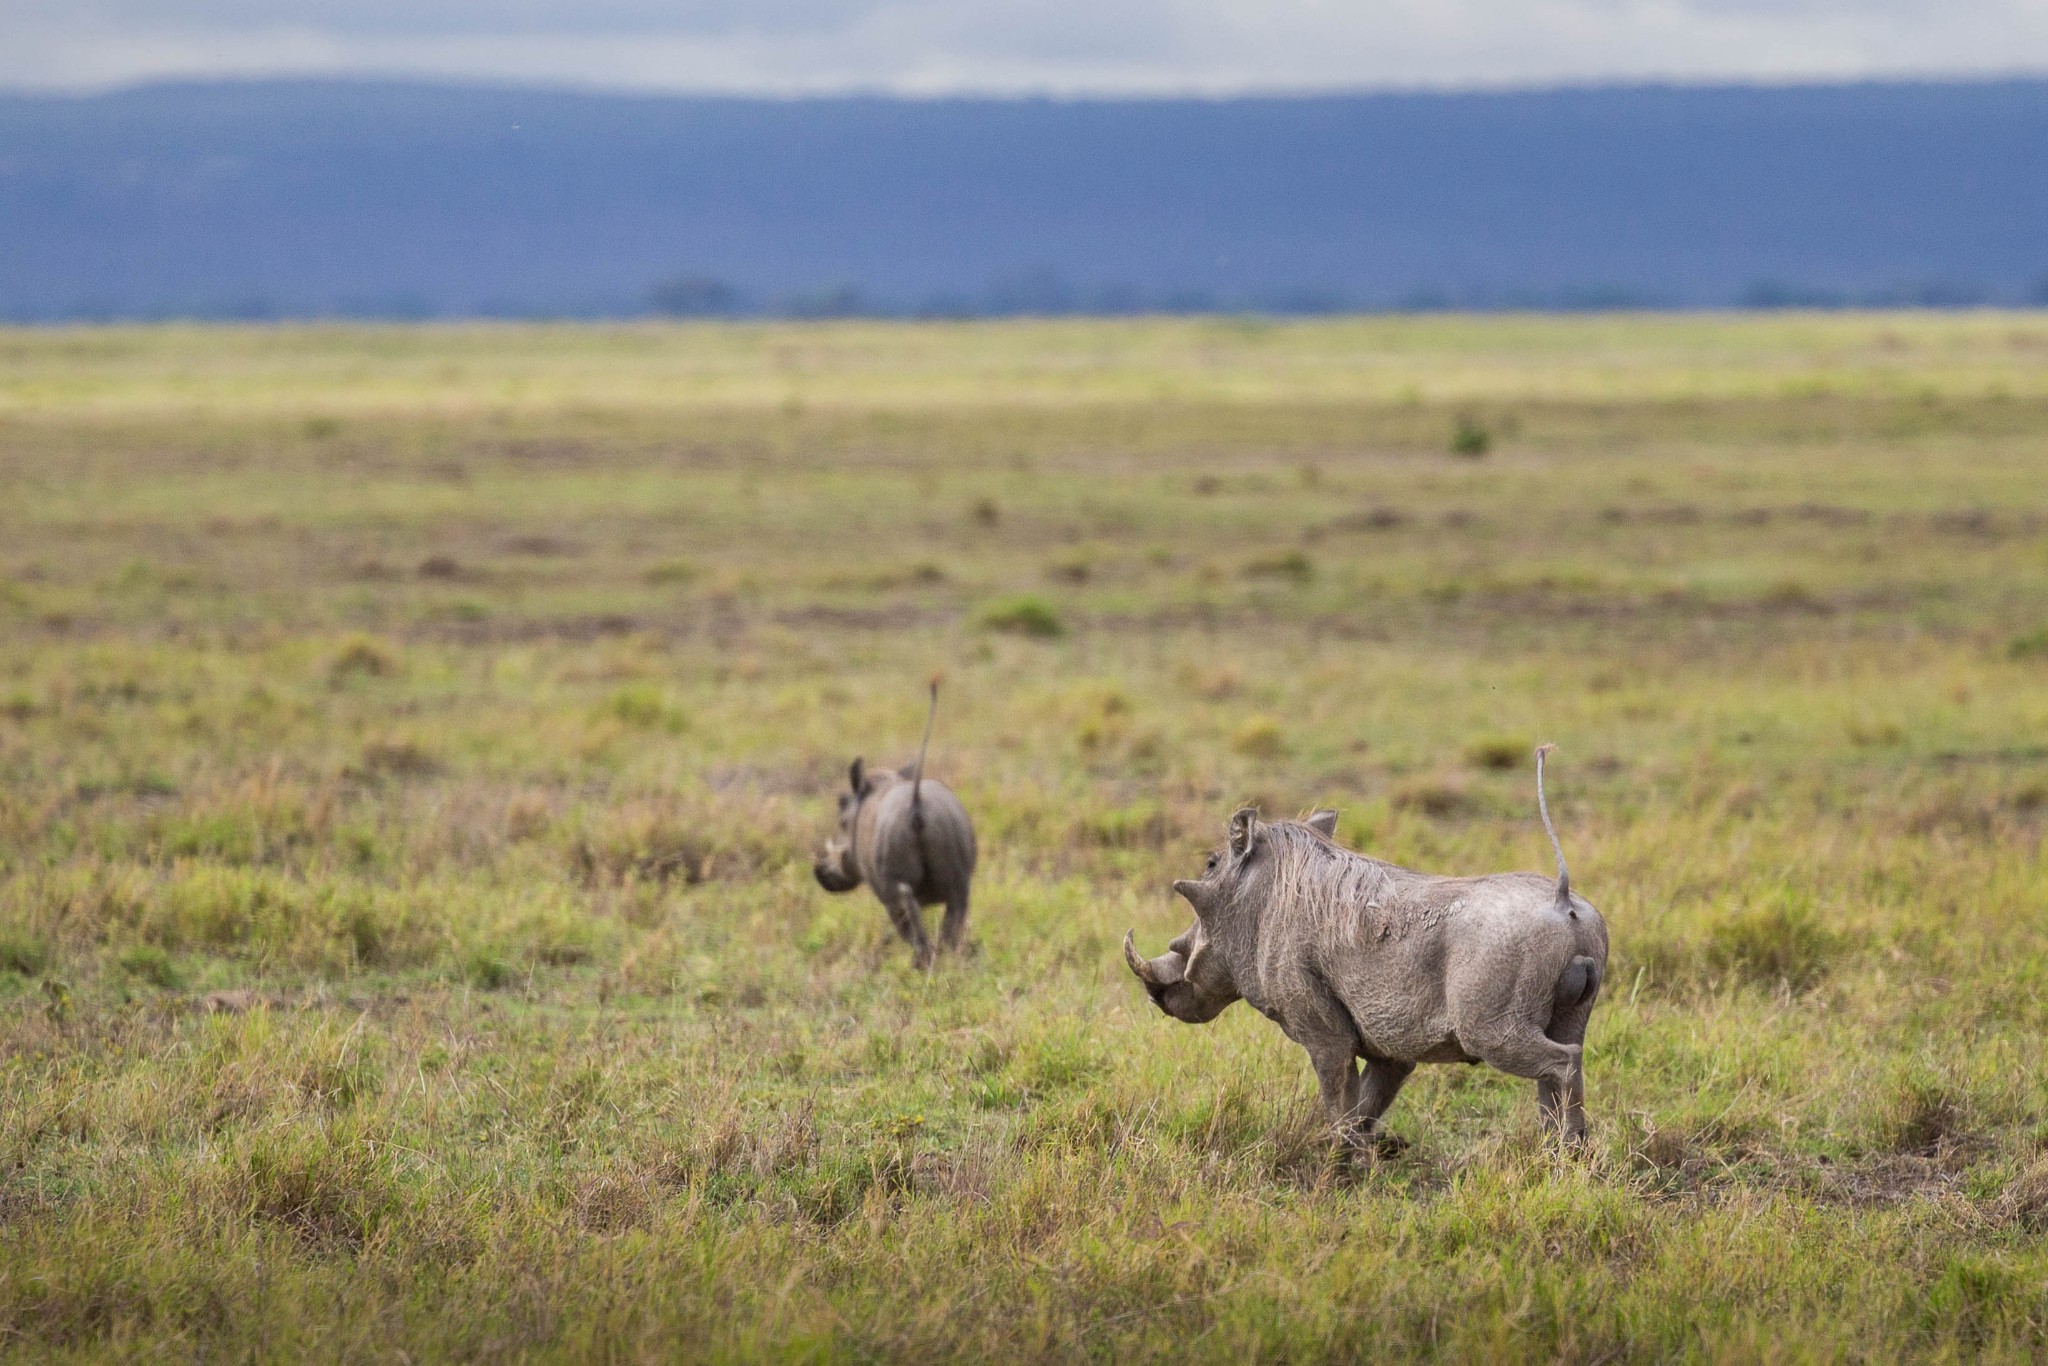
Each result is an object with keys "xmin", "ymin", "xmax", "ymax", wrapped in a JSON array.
[
  {"xmin": 1472, "ymin": 1029, "xmax": 1582, "ymax": 1137},
  {"xmin": 1534, "ymin": 1064, "xmax": 1588, "ymax": 1144},
  {"xmin": 1357, "ymin": 1057, "xmax": 1415, "ymax": 1129},
  {"xmin": 1539, "ymin": 979, "xmax": 1599, "ymax": 1144},
  {"xmin": 939, "ymin": 891, "xmax": 969, "ymax": 953},
  {"xmin": 886, "ymin": 881, "xmax": 935, "ymax": 970}
]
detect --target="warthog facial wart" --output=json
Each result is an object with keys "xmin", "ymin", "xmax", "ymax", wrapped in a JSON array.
[{"xmin": 1127, "ymin": 748, "xmax": 1607, "ymax": 1148}]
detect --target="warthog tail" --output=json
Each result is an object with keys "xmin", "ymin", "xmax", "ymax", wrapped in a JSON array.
[
  {"xmin": 1534, "ymin": 743, "xmax": 1570, "ymax": 905},
  {"xmin": 910, "ymin": 676, "xmax": 939, "ymax": 836}
]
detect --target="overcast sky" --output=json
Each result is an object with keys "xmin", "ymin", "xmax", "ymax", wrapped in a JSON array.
[{"xmin": 7, "ymin": 0, "xmax": 2048, "ymax": 95}]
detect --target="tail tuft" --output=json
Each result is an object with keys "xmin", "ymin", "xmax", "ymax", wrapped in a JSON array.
[{"xmin": 1534, "ymin": 743, "xmax": 1571, "ymax": 906}]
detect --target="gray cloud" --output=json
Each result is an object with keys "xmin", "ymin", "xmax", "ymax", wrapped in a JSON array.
[
  {"xmin": 10, "ymin": 0, "xmax": 883, "ymax": 39},
  {"xmin": 5, "ymin": 0, "xmax": 2047, "ymax": 93}
]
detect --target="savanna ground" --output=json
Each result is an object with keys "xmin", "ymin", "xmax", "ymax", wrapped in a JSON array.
[{"xmin": 4, "ymin": 314, "xmax": 2048, "ymax": 1361}]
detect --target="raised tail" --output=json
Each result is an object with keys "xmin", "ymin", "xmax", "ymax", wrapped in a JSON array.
[
  {"xmin": 910, "ymin": 675, "xmax": 939, "ymax": 835},
  {"xmin": 1534, "ymin": 743, "xmax": 1571, "ymax": 907}
]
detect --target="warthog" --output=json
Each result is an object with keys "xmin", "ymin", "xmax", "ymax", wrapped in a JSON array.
[
  {"xmin": 1125, "ymin": 746, "xmax": 1607, "ymax": 1146},
  {"xmin": 813, "ymin": 681, "xmax": 977, "ymax": 969}
]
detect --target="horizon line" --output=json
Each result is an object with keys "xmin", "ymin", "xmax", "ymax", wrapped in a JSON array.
[{"xmin": 11, "ymin": 67, "xmax": 2048, "ymax": 104}]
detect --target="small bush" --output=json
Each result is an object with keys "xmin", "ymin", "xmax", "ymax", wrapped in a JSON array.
[
  {"xmin": 1881, "ymin": 1074, "xmax": 1964, "ymax": 1154},
  {"xmin": 644, "ymin": 558, "xmax": 699, "ymax": 586},
  {"xmin": 567, "ymin": 797, "xmax": 798, "ymax": 888},
  {"xmin": 573, "ymin": 1170, "xmax": 658, "ymax": 1235},
  {"xmin": 237, "ymin": 1134, "xmax": 400, "ymax": 1250},
  {"xmin": 116, "ymin": 944, "xmax": 183, "ymax": 989},
  {"xmin": 978, "ymin": 595, "xmax": 1064, "ymax": 639},
  {"xmin": 1045, "ymin": 555, "xmax": 1091, "ymax": 584},
  {"xmin": 606, "ymin": 684, "xmax": 685, "ymax": 731},
  {"xmin": 1450, "ymin": 415, "xmax": 1492, "ymax": 457},
  {"xmin": 1845, "ymin": 718, "xmax": 1904, "ymax": 747},
  {"xmin": 1391, "ymin": 778, "xmax": 1474, "ymax": 817},
  {"xmin": 1998, "ymin": 1156, "xmax": 2048, "ymax": 1231},
  {"xmin": 1464, "ymin": 735, "xmax": 1529, "ymax": 770},
  {"xmin": 464, "ymin": 950, "xmax": 514, "ymax": 990},
  {"xmin": 1328, "ymin": 507, "xmax": 1407, "ymax": 532},
  {"xmin": 1702, "ymin": 895, "xmax": 1844, "ymax": 990},
  {"xmin": 2008, "ymin": 626, "xmax": 2048, "ymax": 660},
  {"xmin": 1083, "ymin": 799, "xmax": 1171, "ymax": 848},
  {"xmin": 327, "ymin": 635, "xmax": 399, "ymax": 682},
  {"xmin": 514, "ymin": 907, "xmax": 600, "ymax": 966},
  {"xmin": 1924, "ymin": 1254, "xmax": 2018, "ymax": 1347},
  {"xmin": 354, "ymin": 737, "xmax": 443, "ymax": 778},
  {"xmin": 1023, "ymin": 1036, "xmax": 1104, "ymax": 1091},
  {"xmin": 1242, "ymin": 550, "xmax": 1314, "ymax": 583},
  {"xmin": 1763, "ymin": 577, "xmax": 1827, "ymax": 612},
  {"xmin": 1231, "ymin": 716, "xmax": 1288, "ymax": 760},
  {"xmin": 0, "ymin": 930, "xmax": 51, "ymax": 976}
]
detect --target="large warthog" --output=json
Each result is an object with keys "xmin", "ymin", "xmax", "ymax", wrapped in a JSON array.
[
  {"xmin": 813, "ymin": 681, "xmax": 977, "ymax": 969},
  {"xmin": 1125, "ymin": 746, "xmax": 1607, "ymax": 1146}
]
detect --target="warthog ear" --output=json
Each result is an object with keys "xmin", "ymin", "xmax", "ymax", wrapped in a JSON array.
[
  {"xmin": 1228, "ymin": 807, "xmax": 1260, "ymax": 858},
  {"xmin": 1305, "ymin": 809, "xmax": 1339, "ymax": 838},
  {"xmin": 848, "ymin": 757, "xmax": 865, "ymax": 792}
]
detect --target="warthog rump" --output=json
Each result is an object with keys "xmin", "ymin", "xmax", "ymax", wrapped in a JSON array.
[{"xmin": 1127, "ymin": 752, "xmax": 1607, "ymax": 1147}]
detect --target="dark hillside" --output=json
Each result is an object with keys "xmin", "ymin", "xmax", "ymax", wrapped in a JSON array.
[{"xmin": 3, "ymin": 79, "xmax": 2046, "ymax": 318}]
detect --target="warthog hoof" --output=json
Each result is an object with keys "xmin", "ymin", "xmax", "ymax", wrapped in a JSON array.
[{"xmin": 1336, "ymin": 1124, "xmax": 1408, "ymax": 1161}]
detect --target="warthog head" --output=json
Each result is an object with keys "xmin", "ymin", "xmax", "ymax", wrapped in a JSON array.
[
  {"xmin": 813, "ymin": 757, "xmax": 875, "ymax": 893},
  {"xmin": 1125, "ymin": 806, "xmax": 1339, "ymax": 1024}
]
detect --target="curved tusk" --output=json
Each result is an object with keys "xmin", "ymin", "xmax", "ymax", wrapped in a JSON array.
[{"xmin": 1123, "ymin": 930, "xmax": 1159, "ymax": 984}]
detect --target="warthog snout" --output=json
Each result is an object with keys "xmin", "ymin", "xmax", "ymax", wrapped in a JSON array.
[
  {"xmin": 1124, "ymin": 929, "xmax": 1235, "ymax": 1023},
  {"xmin": 813, "ymin": 839, "xmax": 860, "ymax": 893}
]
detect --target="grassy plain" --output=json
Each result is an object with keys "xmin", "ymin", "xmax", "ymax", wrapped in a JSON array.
[{"xmin": 3, "ymin": 313, "xmax": 2048, "ymax": 1360}]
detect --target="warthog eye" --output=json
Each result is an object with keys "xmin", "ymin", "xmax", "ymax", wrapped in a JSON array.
[{"xmin": 1204, "ymin": 853, "xmax": 1218, "ymax": 874}]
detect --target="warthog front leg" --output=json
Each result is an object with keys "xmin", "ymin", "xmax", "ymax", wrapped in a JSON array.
[
  {"xmin": 1356, "ymin": 1057, "xmax": 1415, "ymax": 1152},
  {"xmin": 1308, "ymin": 1040, "xmax": 1410, "ymax": 1155},
  {"xmin": 1307, "ymin": 1044, "xmax": 1364, "ymax": 1148},
  {"xmin": 884, "ymin": 880, "xmax": 935, "ymax": 970}
]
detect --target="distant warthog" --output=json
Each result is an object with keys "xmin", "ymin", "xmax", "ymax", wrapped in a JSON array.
[
  {"xmin": 813, "ymin": 681, "xmax": 977, "ymax": 969},
  {"xmin": 1125, "ymin": 746, "xmax": 1607, "ymax": 1147}
]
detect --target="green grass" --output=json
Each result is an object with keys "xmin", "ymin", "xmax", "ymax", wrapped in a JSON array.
[{"xmin": 4, "ymin": 314, "xmax": 2048, "ymax": 1360}]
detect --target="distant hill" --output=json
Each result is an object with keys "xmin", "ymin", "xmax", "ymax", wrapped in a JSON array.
[{"xmin": 3, "ymin": 79, "xmax": 2047, "ymax": 320}]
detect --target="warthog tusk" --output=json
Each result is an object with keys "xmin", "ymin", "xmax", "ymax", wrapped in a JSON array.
[{"xmin": 1123, "ymin": 930, "xmax": 1157, "ymax": 983}]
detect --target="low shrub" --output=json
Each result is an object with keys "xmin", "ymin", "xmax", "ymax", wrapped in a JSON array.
[
  {"xmin": 1701, "ymin": 894, "xmax": 1844, "ymax": 990},
  {"xmin": 1241, "ymin": 550, "xmax": 1313, "ymax": 583},
  {"xmin": 326, "ymin": 635, "xmax": 399, "ymax": 682},
  {"xmin": 1450, "ymin": 415, "xmax": 1492, "ymax": 457},
  {"xmin": 1230, "ymin": 716, "xmax": 1288, "ymax": 759},
  {"xmin": 1464, "ymin": 735, "xmax": 1529, "ymax": 770},
  {"xmin": 977, "ymin": 595, "xmax": 1064, "ymax": 639}
]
